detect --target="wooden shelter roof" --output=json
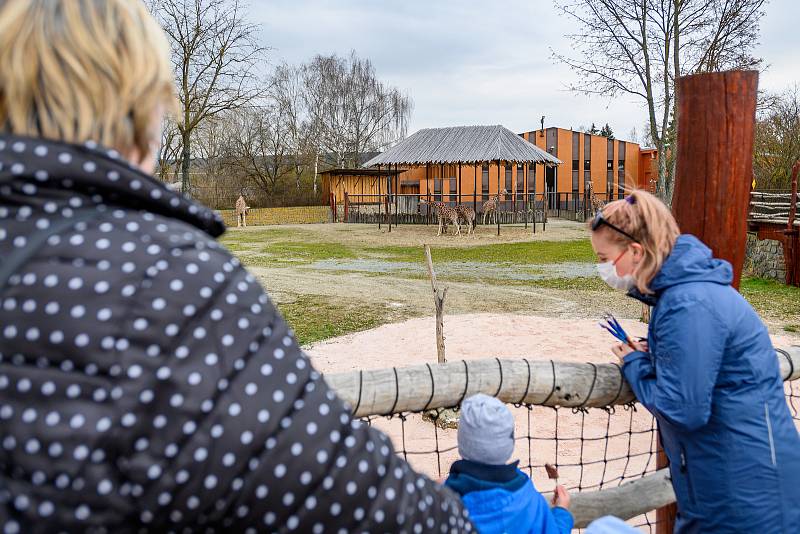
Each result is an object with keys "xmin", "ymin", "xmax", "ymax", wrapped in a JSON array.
[{"xmin": 363, "ymin": 125, "xmax": 563, "ymax": 166}]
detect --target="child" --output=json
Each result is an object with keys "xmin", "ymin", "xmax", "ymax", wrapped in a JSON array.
[{"xmin": 445, "ymin": 394, "xmax": 573, "ymax": 534}]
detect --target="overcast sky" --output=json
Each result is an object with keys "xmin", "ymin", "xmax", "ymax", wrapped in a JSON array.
[{"xmin": 252, "ymin": 0, "xmax": 797, "ymax": 145}]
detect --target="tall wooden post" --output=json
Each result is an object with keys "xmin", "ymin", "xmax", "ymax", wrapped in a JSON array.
[
  {"xmin": 377, "ymin": 165, "xmax": 382, "ymax": 230},
  {"xmin": 524, "ymin": 163, "xmax": 528, "ymax": 229},
  {"xmin": 660, "ymin": 70, "xmax": 758, "ymax": 534},
  {"xmin": 497, "ymin": 161, "xmax": 501, "ymax": 236},
  {"xmin": 474, "ymin": 164, "xmax": 478, "ymax": 219},
  {"xmin": 424, "ymin": 245, "xmax": 447, "ymax": 364},
  {"xmin": 671, "ymin": 70, "xmax": 758, "ymax": 290}
]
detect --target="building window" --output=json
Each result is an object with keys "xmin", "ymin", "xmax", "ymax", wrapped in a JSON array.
[
  {"xmin": 572, "ymin": 169, "xmax": 579, "ymax": 196},
  {"xmin": 482, "ymin": 164, "xmax": 489, "ymax": 201},
  {"xmin": 516, "ymin": 164, "xmax": 524, "ymax": 194},
  {"xmin": 450, "ymin": 176, "xmax": 457, "ymax": 197},
  {"xmin": 505, "ymin": 164, "xmax": 513, "ymax": 193},
  {"xmin": 434, "ymin": 178, "xmax": 442, "ymax": 201}
]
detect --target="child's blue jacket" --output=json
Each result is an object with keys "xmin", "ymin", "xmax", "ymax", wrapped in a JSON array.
[{"xmin": 445, "ymin": 460, "xmax": 573, "ymax": 534}]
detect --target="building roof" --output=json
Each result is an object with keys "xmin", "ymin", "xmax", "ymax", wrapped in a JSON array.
[
  {"xmin": 319, "ymin": 168, "xmax": 406, "ymax": 177},
  {"xmin": 363, "ymin": 125, "xmax": 562, "ymax": 167}
]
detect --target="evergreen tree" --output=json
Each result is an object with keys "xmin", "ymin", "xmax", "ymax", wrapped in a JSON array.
[
  {"xmin": 588, "ymin": 122, "xmax": 600, "ymax": 135},
  {"xmin": 600, "ymin": 123, "xmax": 615, "ymax": 139}
]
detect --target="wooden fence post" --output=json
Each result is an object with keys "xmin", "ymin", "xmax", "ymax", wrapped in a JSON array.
[
  {"xmin": 344, "ymin": 192, "xmax": 349, "ymax": 223},
  {"xmin": 661, "ymin": 69, "xmax": 759, "ymax": 534},
  {"xmin": 424, "ymin": 245, "xmax": 447, "ymax": 364}
]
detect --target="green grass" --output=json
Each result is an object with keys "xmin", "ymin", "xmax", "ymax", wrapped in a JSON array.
[
  {"xmin": 369, "ymin": 240, "xmax": 596, "ymax": 264},
  {"xmin": 277, "ymin": 294, "xmax": 390, "ymax": 345},
  {"xmin": 740, "ymin": 277, "xmax": 800, "ymax": 321},
  {"xmin": 222, "ymin": 234, "xmax": 597, "ymax": 268}
]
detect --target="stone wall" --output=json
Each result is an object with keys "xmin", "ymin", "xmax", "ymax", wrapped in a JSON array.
[
  {"xmin": 744, "ymin": 233, "xmax": 785, "ymax": 281},
  {"xmin": 216, "ymin": 206, "xmax": 331, "ymax": 227}
]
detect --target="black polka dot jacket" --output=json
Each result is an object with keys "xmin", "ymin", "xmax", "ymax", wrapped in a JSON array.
[{"xmin": 0, "ymin": 135, "xmax": 473, "ymax": 533}]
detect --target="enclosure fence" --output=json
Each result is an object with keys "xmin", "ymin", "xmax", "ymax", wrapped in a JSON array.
[
  {"xmin": 749, "ymin": 190, "xmax": 800, "ymax": 227},
  {"xmin": 325, "ymin": 348, "xmax": 800, "ymax": 531},
  {"xmin": 337, "ymin": 191, "xmax": 621, "ymax": 228}
]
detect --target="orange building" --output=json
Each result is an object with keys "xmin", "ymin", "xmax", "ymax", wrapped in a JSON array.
[{"xmin": 396, "ymin": 127, "xmax": 657, "ymax": 205}]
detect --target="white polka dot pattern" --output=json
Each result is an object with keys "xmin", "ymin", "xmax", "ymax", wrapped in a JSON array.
[{"xmin": 0, "ymin": 136, "xmax": 472, "ymax": 532}]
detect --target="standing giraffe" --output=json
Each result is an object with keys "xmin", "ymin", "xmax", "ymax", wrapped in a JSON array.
[
  {"xmin": 420, "ymin": 198, "xmax": 461, "ymax": 236},
  {"xmin": 586, "ymin": 181, "xmax": 605, "ymax": 216},
  {"xmin": 455, "ymin": 205, "xmax": 476, "ymax": 235},
  {"xmin": 235, "ymin": 194, "xmax": 250, "ymax": 227},
  {"xmin": 481, "ymin": 189, "xmax": 508, "ymax": 225}
]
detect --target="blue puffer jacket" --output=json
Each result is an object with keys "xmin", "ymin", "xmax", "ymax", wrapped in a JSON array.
[
  {"xmin": 445, "ymin": 460, "xmax": 573, "ymax": 534},
  {"xmin": 623, "ymin": 235, "xmax": 800, "ymax": 533}
]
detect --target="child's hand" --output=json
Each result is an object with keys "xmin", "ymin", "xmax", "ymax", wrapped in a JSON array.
[{"xmin": 552, "ymin": 485, "xmax": 570, "ymax": 509}]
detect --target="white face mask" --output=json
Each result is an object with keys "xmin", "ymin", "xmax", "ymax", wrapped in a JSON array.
[{"xmin": 597, "ymin": 260, "xmax": 636, "ymax": 291}]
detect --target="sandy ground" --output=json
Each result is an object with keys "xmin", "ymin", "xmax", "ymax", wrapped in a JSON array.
[
  {"xmin": 306, "ymin": 314, "xmax": 798, "ymax": 529},
  {"xmin": 230, "ymin": 218, "xmax": 590, "ymax": 246}
]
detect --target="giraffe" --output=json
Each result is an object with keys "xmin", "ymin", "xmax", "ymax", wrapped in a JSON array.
[
  {"xmin": 455, "ymin": 205, "xmax": 476, "ymax": 235},
  {"xmin": 586, "ymin": 180, "xmax": 605, "ymax": 216},
  {"xmin": 420, "ymin": 198, "xmax": 461, "ymax": 236},
  {"xmin": 235, "ymin": 194, "xmax": 250, "ymax": 227},
  {"xmin": 481, "ymin": 189, "xmax": 508, "ymax": 225}
]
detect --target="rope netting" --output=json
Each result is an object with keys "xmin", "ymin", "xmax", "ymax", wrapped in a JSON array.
[{"xmin": 349, "ymin": 354, "xmax": 800, "ymax": 532}]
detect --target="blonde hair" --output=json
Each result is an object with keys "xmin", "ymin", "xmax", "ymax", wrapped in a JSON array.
[
  {"xmin": 592, "ymin": 190, "xmax": 681, "ymax": 293},
  {"xmin": 0, "ymin": 0, "xmax": 177, "ymax": 160}
]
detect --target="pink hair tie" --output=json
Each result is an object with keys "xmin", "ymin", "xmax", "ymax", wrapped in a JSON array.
[{"xmin": 625, "ymin": 195, "xmax": 636, "ymax": 205}]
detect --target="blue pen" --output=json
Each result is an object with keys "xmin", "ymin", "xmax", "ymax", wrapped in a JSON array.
[{"xmin": 600, "ymin": 313, "xmax": 636, "ymax": 349}]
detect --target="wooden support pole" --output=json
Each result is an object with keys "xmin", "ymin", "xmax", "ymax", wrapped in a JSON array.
[
  {"xmin": 785, "ymin": 162, "xmax": 799, "ymax": 286},
  {"xmin": 395, "ymin": 163, "xmax": 399, "ymax": 227},
  {"xmin": 377, "ymin": 165, "xmax": 382, "ymax": 230},
  {"xmin": 672, "ymin": 70, "xmax": 759, "ymax": 290},
  {"xmin": 524, "ymin": 163, "xmax": 528, "ymax": 229},
  {"xmin": 497, "ymin": 161, "xmax": 501, "ymax": 236},
  {"xmin": 424, "ymin": 245, "xmax": 447, "ymax": 364},
  {"xmin": 473, "ymin": 164, "xmax": 478, "ymax": 219}
]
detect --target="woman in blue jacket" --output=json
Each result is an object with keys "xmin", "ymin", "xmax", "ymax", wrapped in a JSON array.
[{"xmin": 590, "ymin": 190, "xmax": 800, "ymax": 533}]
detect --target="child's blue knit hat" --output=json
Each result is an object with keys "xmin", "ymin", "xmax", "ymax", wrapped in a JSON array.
[{"xmin": 457, "ymin": 393, "xmax": 515, "ymax": 465}]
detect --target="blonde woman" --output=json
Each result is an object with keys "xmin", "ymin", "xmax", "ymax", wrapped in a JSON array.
[
  {"xmin": 0, "ymin": 1, "xmax": 472, "ymax": 532},
  {"xmin": 590, "ymin": 190, "xmax": 800, "ymax": 533}
]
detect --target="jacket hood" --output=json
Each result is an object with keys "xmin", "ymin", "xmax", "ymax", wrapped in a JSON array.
[
  {"xmin": 0, "ymin": 134, "xmax": 225, "ymax": 237},
  {"xmin": 445, "ymin": 460, "xmax": 528, "ymax": 496},
  {"xmin": 649, "ymin": 234, "xmax": 733, "ymax": 291}
]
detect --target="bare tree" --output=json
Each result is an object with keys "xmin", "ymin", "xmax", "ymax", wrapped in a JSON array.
[
  {"xmin": 155, "ymin": 117, "xmax": 183, "ymax": 185},
  {"xmin": 227, "ymin": 105, "xmax": 294, "ymax": 199},
  {"xmin": 754, "ymin": 86, "xmax": 800, "ymax": 190},
  {"xmin": 272, "ymin": 63, "xmax": 315, "ymax": 192},
  {"xmin": 303, "ymin": 51, "xmax": 412, "ymax": 169},
  {"xmin": 553, "ymin": 0, "xmax": 766, "ymax": 205},
  {"xmin": 148, "ymin": 0, "xmax": 266, "ymax": 195}
]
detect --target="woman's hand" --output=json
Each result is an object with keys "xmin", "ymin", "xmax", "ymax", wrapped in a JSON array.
[{"xmin": 611, "ymin": 340, "xmax": 648, "ymax": 364}]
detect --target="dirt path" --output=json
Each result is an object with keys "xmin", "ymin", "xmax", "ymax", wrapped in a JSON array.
[{"xmin": 253, "ymin": 264, "xmax": 640, "ymax": 319}]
